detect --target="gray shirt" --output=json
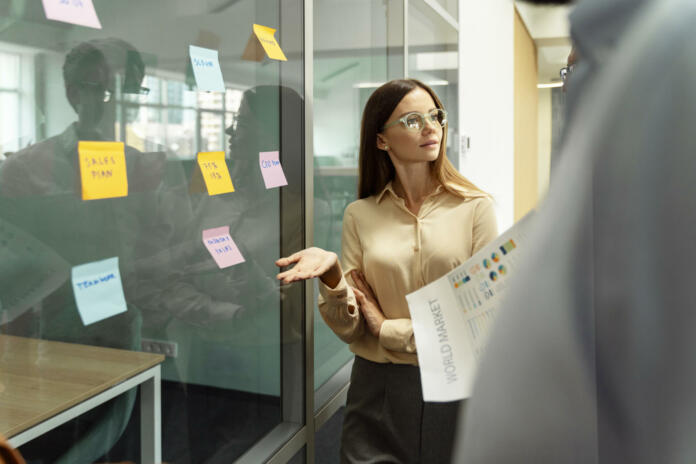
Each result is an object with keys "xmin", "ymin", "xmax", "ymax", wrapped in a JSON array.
[{"xmin": 456, "ymin": 0, "xmax": 696, "ymax": 462}]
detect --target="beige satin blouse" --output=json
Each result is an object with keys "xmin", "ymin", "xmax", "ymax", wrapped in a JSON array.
[{"xmin": 318, "ymin": 181, "xmax": 498, "ymax": 365}]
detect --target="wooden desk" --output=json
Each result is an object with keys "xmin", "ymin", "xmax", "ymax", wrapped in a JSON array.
[{"xmin": 0, "ymin": 335, "xmax": 164, "ymax": 463}]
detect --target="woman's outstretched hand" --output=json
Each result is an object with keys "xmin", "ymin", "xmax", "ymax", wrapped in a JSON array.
[
  {"xmin": 276, "ymin": 247, "xmax": 342, "ymax": 287},
  {"xmin": 351, "ymin": 270, "xmax": 385, "ymax": 337}
]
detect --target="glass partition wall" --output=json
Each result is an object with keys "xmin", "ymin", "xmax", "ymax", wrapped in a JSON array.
[
  {"xmin": 312, "ymin": 0, "xmax": 404, "ymax": 404},
  {"xmin": 409, "ymin": 0, "xmax": 459, "ymax": 167},
  {"xmin": 310, "ymin": 0, "xmax": 460, "ymax": 437},
  {"xmin": 0, "ymin": 0, "xmax": 304, "ymax": 463},
  {"xmin": 0, "ymin": 0, "xmax": 459, "ymax": 462}
]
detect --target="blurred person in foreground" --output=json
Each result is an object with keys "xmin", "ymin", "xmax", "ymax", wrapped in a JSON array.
[{"xmin": 455, "ymin": 0, "xmax": 696, "ymax": 462}]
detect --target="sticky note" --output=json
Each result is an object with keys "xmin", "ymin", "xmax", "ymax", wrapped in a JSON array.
[
  {"xmin": 259, "ymin": 151, "xmax": 288, "ymax": 189},
  {"xmin": 41, "ymin": 0, "xmax": 102, "ymax": 29},
  {"xmin": 242, "ymin": 24, "xmax": 287, "ymax": 62},
  {"xmin": 71, "ymin": 257, "xmax": 127, "ymax": 326},
  {"xmin": 78, "ymin": 141, "xmax": 128, "ymax": 200},
  {"xmin": 202, "ymin": 226, "xmax": 245, "ymax": 269},
  {"xmin": 189, "ymin": 45, "xmax": 225, "ymax": 92},
  {"xmin": 196, "ymin": 151, "xmax": 235, "ymax": 195}
]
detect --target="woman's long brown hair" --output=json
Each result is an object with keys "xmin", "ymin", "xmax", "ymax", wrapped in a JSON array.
[{"xmin": 358, "ymin": 79, "xmax": 487, "ymax": 199}]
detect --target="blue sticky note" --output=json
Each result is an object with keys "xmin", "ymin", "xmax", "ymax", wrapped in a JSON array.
[
  {"xmin": 189, "ymin": 45, "xmax": 225, "ymax": 92},
  {"xmin": 71, "ymin": 257, "xmax": 128, "ymax": 326}
]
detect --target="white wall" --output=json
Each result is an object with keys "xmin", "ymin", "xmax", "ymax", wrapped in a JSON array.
[{"xmin": 458, "ymin": 0, "xmax": 515, "ymax": 231}]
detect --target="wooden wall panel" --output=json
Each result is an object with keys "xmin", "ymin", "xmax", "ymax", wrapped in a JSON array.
[{"xmin": 513, "ymin": 8, "xmax": 539, "ymax": 220}]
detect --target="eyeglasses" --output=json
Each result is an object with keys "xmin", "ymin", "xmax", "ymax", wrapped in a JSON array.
[
  {"xmin": 382, "ymin": 108, "xmax": 447, "ymax": 132},
  {"xmin": 560, "ymin": 64, "xmax": 575, "ymax": 82},
  {"xmin": 80, "ymin": 81, "xmax": 151, "ymax": 103},
  {"xmin": 123, "ymin": 85, "xmax": 151, "ymax": 96}
]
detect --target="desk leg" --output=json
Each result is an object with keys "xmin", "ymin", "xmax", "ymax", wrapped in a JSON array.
[{"xmin": 140, "ymin": 366, "xmax": 162, "ymax": 464}]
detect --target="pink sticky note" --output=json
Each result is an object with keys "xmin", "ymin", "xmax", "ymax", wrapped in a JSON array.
[
  {"xmin": 202, "ymin": 226, "xmax": 245, "ymax": 269},
  {"xmin": 259, "ymin": 151, "xmax": 288, "ymax": 189},
  {"xmin": 42, "ymin": 0, "xmax": 102, "ymax": 29}
]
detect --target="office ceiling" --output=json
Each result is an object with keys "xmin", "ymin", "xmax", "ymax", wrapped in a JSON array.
[{"xmin": 515, "ymin": 2, "xmax": 572, "ymax": 84}]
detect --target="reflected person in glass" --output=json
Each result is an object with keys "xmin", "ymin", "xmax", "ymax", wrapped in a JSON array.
[
  {"xmin": 0, "ymin": 38, "xmax": 160, "ymax": 464},
  {"xmin": 154, "ymin": 85, "xmax": 305, "ymax": 463},
  {"xmin": 276, "ymin": 79, "xmax": 498, "ymax": 463}
]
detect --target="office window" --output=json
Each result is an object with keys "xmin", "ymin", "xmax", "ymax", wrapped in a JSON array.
[
  {"xmin": 0, "ymin": 48, "xmax": 34, "ymax": 158},
  {"xmin": 0, "ymin": 52, "xmax": 20, "ymax": 159},
  {"xmin": 116, "ymin": 74, "xmax": 243, "ymax": 158}
]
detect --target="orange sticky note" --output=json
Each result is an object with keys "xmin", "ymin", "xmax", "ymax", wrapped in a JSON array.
[
  {"xmin": 78, "ymin": 141, "xmax": 128, "ymax": 200},
  {"xmin": 242, "ymin": 24, "xmax": 287, "ymax": 62},
  {"xmin": 197, "ymin": 151, "xmax": 235, "ymax": 195}
]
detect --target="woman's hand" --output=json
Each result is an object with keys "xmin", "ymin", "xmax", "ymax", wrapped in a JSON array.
[
  {"xmin": 351, "ymin": 270, "xmax": 385, "ymax": 338},
  {"xmin": 276, "ymin": 247, "xmax": 342, "ymax": 287}
]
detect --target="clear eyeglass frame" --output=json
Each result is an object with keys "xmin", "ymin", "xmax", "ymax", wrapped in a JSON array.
[
  {"xmin": 123, "ymin": 85, "xmax": 151, "ymax": 96},
  {"xmin": 560, "ymin": 64, "xmax": 575, "ymax": 82},
  {"xmin": 81, "ymin": 80, "xmax": 150, "ymax": 103},
  {"xmin": 382, "ymin": 108, "xmax": 448, "ymax": 132}
]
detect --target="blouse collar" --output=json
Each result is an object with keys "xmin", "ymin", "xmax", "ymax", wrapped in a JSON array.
[{"xmin": 375, "ymin": 181, "xmax": 445, "ymax": 204}]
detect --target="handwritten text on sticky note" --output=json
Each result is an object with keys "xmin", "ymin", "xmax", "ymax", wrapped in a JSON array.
[
  {"xmin": 197, "ymin": 151, "xmax": 235, "ymax": 195},
  {"xmin": 189, "ymin": 45, "xmax": 225, "ymax": 92},
  {"xmin": 41, "ymin": 0, "xmax": 102, "ymax": 29},
  {"xmin": 203, "ymin": 226, "xmax": 245, "ymax": 269},
  {"xmin": 259, "ymin": 151, "xmax": 288, "ymax": 189},
  {"xmin": 78, "ymin": 141, "xmax": 128, "ymax": 200},
  {"xmin": 71, "ymin": 257, "xmax": 127, "ymax": 326},
  {"xmin": 253, "ymin": 24, "xmax": 287, "ymax": 61}
]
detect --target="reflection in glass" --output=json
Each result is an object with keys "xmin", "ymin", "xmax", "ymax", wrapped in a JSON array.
[
  {"xmin": 117, "ymin": 73, "xmax": 241, "ymax": 159},
  {"xmin": 429, "ymin": 0, "xmax": 458, "ymax": 19},
  {"xmin": 0, "ymin": 38, "xmax": 154, "ymax": 464},
  {"xmin": 0, "ymin": 0, "xmax": 299, "ymax": 461},
  {"xmin": 0, "ymin": 52, "xmax": 19, "ymax": 88},
  {"xmin": 409, "ymin": 0, "xmax": 459, "ymax": 167},
  {"xmin": 313, "ymin": 0, "xmax": 404, "ymax": 392},
  {"xmin": 0, "ymin": 92, "xmax": 19, "ymax": 158}
]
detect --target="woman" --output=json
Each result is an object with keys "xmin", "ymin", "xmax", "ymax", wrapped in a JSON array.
[{"xmin": 276, "ymin": 79, "xmax": 498, "ymax": 463}]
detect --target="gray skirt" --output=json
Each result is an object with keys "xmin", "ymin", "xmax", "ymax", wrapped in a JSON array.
[{"xmin": 340, "ymin": 356, "xmax": 463, "ymax": 464}]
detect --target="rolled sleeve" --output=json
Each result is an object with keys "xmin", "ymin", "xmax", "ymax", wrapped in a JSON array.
[
  {"xmin": 318, "ymin": 274, "xmax": 364, "ymax": 343},
  {"xmin": 379, "ymin": 318, "xmax": 416, "ymax": 353}
]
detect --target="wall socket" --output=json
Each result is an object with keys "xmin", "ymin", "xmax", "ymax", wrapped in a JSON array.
[
  {"xmin": 141, "ymin": 338, "xmax": 178, "ymax": 358},
  {"xmin": 460, "ymin": 134, "xmax": 471, "ymax": 155}
]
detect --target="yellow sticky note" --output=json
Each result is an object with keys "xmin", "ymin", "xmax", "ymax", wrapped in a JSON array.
[
  {"xmin": 242, "ymin": 24, "xmax": 287, "ymax": 62},
  {"xmin": 78, "ymin": 141, "xmax": 128, "ymax": 200},
  {"xmin": 197, "ymin": 151, "xmax": 235, "ymax": 195}
]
